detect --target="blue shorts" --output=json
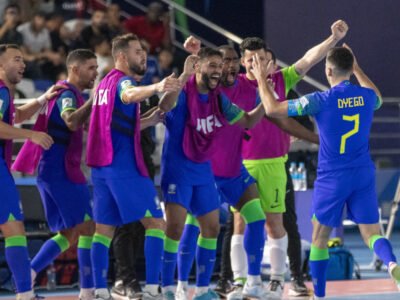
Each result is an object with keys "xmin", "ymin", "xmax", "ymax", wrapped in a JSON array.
[
  {"xmin": 313, "ymin": 166, "xmax": 379, "ymax": 227},
  {"xmin": 161, "ymin": 181, "xmax": 220, "ymax": 217},
  {"xmin": 37, "ymin": 178, "xmax": 93, "ymax": 232},
  {"xmin": 92, "ymin": 176, "xmax": 163, "ymax": 226},
  {"xmin": 0, "ymin": 167, "xmax": 23, "ymax": 225},
  {"xmin": 215, "ymin": 165, "xmax": 256, "ymax": 207}
]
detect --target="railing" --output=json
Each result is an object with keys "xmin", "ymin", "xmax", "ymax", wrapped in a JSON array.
[{"xmin": 122, "ymin": 0, "xmax": 329, "ymax": 91}]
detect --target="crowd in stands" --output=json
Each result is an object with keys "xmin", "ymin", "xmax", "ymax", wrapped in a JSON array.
[{"xmin": 0, "ymin": 0, "xmax": 180, "ymax": 88}]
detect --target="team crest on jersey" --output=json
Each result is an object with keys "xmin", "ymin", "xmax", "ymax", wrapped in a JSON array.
[
  {"xmin": 62, "ymin": 97, "xmax": 73, "ymax": 109},
  {"xmin": 168, "ymin": 184, "xmax": 177, "ymax": 194},
  {"xmin": 299, "ymin": 96, "xmax": 309, "ymax": 108}
]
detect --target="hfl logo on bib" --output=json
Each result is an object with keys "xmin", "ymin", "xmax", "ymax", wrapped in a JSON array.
[{"xmin": 196, "ymin": 115, "xmax": 222, "ymax": 134}]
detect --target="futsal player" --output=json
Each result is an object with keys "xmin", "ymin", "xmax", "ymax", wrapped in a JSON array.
[{"xmin": 252, "ymin": 44, "xmax": 400, "ymax": 299}]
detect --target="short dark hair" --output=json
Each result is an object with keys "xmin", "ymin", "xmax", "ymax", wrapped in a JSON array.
[
  {"xmin": 198, "ymin": 47, "xmax": 223, "ymax": 60},
  {"xmin": 326, "ymin": 47, "xmax": 354, "ymax": 74},
  {"xmin": 111, "ymin": 33, "xmax": 139, "ymax": 58},
  {"xmin": 0, "ymin": 44, "xmax": 21, "ymax": 56},
  {"xmin": 66, "ymin": 49, "xmax": 96, "ymax": 66},
  {"xmin": 239, "ymin": 37, "xmax": 267, "ymax": 55}
]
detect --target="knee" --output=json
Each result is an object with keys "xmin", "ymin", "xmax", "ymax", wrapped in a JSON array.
[
  {"xmin": 200, "ymin": 222, "xmax": 220, "ymax": 238},
  {"xmin": 166, "ymin": 220, "xmax": 184, "ymax": 240},
  {"xmin": 60, "ymin": 229, "xmax": 78, "ymax": 245},
  {"xmin": 266, "ymin": 215, "xmax": 285, "ymax": 237},
  {"xmin": 143, "ymin": 217, "xmax": 166, "ymax": 231}
]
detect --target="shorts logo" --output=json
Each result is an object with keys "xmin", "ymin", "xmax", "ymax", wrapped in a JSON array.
[
  {"xmin": 168, "ymin": 184, "xmax": 177, "ymax": 194},
  {"xmin": 62, "ymin": 97, "xmax": 73, "ymax": 109},
  {"xmin": 244, "ymin": 177, "xmax": 251, "ymax": 183}
]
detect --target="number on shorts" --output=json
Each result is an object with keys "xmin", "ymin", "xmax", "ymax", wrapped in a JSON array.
[{"xmin": 340, "ymin": 114, "xmax": 359, "ymax": 154}]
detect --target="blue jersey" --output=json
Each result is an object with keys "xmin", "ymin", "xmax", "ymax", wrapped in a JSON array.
[
  {"xmin": 0, "ymin": 87, "xmax": 10, "ymax": 163},
  {"xmin": 161, "ymin": 90, "xmax": 244, "ymax": 185},
  {"xmin": 92, "ymin": 76, "xmax": 141, "ymax": 179},
  {"xmin": 288, "ymin": 80, "xmax": 380, "ymax": 171},
  {"xmin": 38, "ymin": 90, "xmax": 77, "ymax": 179}
]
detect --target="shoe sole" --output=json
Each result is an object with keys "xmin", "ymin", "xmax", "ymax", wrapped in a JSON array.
[{"xmin": 288, "ymin": 289, "xmax": 311, "ymax": 297}]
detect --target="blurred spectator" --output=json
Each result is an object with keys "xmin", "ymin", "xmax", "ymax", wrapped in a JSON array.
[
  {"xmin": 0, "ymin": 4, "xmax": 23, "ymax": 45},
  {"xmin": 92, "ymin": 35, "xmax": 113, "ymax": 81},
  {"xmin": 54, "ymin": 0, "xmax": 105, "ymax": 21},
  {"xmin": 124, "ymin": 1, "xmax": 171, "ymax": 54},
  {"xmin": 106, "ymin": 3, "xmax": 124, "ymax": 38},
  {"xmin": 75, "ymin": 9, "xmax": 110, "ymax": 49},
  {"xmin": 140, "ymin": 39, "xmax": 160, "ymax": 85},
  {"xmin": 158, "ymin": 48, "xmax": 177, "ymax": 79},
  {"xmin": 18, "ymin": 11, "xmax": 64, "ymax": 80},
  {"xmin": 46, "ymin": 13, "xmax": 69, "ymax": 57}
]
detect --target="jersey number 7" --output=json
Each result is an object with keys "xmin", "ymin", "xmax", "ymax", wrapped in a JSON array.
[{"xmin": 340, "ymin": 114, "xmax": 359, "ymax": 154}]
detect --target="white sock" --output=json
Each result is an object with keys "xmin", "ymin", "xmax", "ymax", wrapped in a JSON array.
[
  {"xmin": 230, "ymin": 234, "xmax": 248, "ymax": 281},
  {"xmin": 144, "ymin": 284, "xmax": 159, "ymax": 295},
  {"xmin": 194, "ymin": 286, "xmax": 208, "ymax": 295},
  {"xmin": 247, "ymin": 275, "xmax": 262, "ymax": 286},
  {"xmin": 162, "ymin": 285, "xmax": 176, "ymax": 294},
  {"xmin": 269, "ymin": 234, "xmax": 288, "ymax": 281},
  {"xmin": 31, "ymin": 269, "xmax": 37, "ymax": 289},
  {"xmin": 95, "ymin": 288, "xmax": 110, "ymax": 297},
  {"xmin": 16, "ymin": 291, "xmax": 34, "ymax": 300},
  {"xmin": 177, "ymin": 280, "xmax": 188, "ymax": 290},
  {"xmin": 79, "ymin": 288, "xmax": 94, "ymax": 299}
]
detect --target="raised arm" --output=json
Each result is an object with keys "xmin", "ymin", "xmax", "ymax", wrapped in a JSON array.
[
  {"xmin": 140, "ymin": 107, "xmax": 164, "ymax": 130},
  {"xmin": 235, "ymin": 103, "xmax": 265, "ymax": 129},
  {"xmin": 122, "ymin": 74, "xmax": 181, "ymax": 104},
  {"xmin": 294, "ymin": 20, "xmax": 349, "ymax": 77},
  {"xmin": 159, "ymin": 55, "xmax": 199, "ymax": 112},
  {"xmin": 252, "ymin": 54, "xmax": 288, "ymax": 118}
]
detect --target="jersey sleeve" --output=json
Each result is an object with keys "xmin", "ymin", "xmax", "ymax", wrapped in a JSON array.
[
  {"xmin": 287, "ymin": 92, "xmax": 324, "ymax": 117},
  {"xmin": 57, "ymin": 90, "xmax": 77, "ymax": 115},
  {"xmin": 281, "ymin": 65, "xmax": 302, "ymax": 97},
  {"xmin": 117, "ymin": 77, "xmax": 138, "ymax": 103},
  {"xmin": 0, "ymin": 88, "xmax": 10, "ymax": 120},
  {"xmin": 219, "ymin": 93, "xmax": 245, "ymax": 124},
  {"xmin": 374, "ymin": 95, "xmax": 382, "ymax": 111}
]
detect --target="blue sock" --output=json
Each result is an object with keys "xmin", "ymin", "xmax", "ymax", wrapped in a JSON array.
[
  {"xmin": 145, "ymin": 229, "xmax": 165, "ymax": 285},
  {"xmin": 178, "ymin": 216, "xmax": 200, "ymax": 281},
  {"xmin": 5, "ymin": 236, "xmax": 32, "ymax": 293},
  {"xmin": 196, "ymin": 236, "xmax": 217, "ymax": 287},
  {"xmin": 244, "ymin": 220, "xmax": 265, "ymax": 275},
  {"xmin": 91, "ymin": 233, "xmax": 111, "ymax": 289},
  {"xmin": 309, "ymin": 245, "xmax": 329, "ymax": 298},
  {"xmin": 369, "ymin": 235, "xmax": 397, "ymax": 266},
  {"xmin": 162, "ymin": 237, "xmax": 179, "ymax": 287},
  {"xmin": 31, "ymin": 233, "xmax": 70, "ymax": 273},
  {"xmin": 78, "ymin": 236, "xmax": 94, "ymax": 288},
  {"xmin": 239, "ymin": 199, "xmax": 266, "ymax": 276}
]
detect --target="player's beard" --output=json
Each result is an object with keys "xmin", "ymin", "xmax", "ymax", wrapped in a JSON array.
[
  {"xmin": 129, "ymin": 60, "xmax": 146, "ymax": 76},
  {"xmin": 221, "ymin": 70, "xmax": 238, "ymax": 87},
  {"xmin": 201, "ymin": 73, "xmax": 220, "ymax": 91}
]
